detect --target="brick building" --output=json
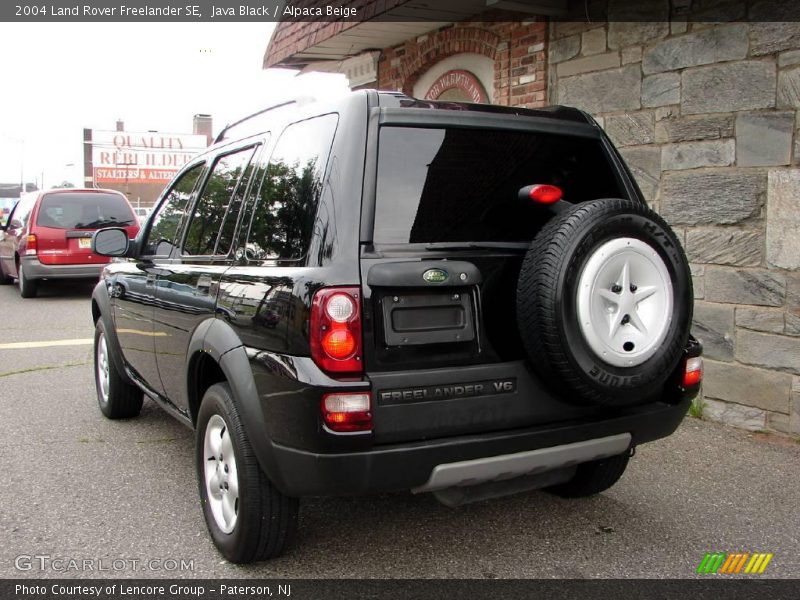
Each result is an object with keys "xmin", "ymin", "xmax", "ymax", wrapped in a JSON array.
[
  {"xmin": 82, "ymin": 115, "xmax": 212, "ymax": 211},
  {"xmin": 264, "ymin": 1, "xmax": 800, "ymax": 435}
]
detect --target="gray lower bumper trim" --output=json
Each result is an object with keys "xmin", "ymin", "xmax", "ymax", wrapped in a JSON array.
[{"xmin": 412, "ymin": 433, "xmax": 632, "ymax": 493}]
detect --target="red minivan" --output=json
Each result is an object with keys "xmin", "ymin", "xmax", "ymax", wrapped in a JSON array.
[{"xmin": 0, "ymin": 188, "xmax": 140, "ymax": 298}]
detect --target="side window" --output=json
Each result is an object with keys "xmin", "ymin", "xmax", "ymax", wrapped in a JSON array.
[
  {"xmin": 142, "ymin": 163, "xmax": 204, "ymax": 257},
  {"xmin": 245, "ymin": 114, "xmax": 338, "ymax": 261},
  {"xmin": 9, "ymin": 196, "xmax": 36, "ymax": 227},
  {"xmin": 183, "ymin": 146, "xmax": 256, "ymax": 257}
]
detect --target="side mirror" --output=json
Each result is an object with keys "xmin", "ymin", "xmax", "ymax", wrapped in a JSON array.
[
  {"xmin": 7, "ymin": 218, "xmax": 23, "ymax": 230},
  {"xmin": 92, "ymin": 227, "xmax": 130, "ymax": 257}
]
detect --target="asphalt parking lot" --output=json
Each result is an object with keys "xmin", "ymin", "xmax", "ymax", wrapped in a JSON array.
[{"xmin": 0, "ymin": 280, "xmax": 798, "ymax": 580}]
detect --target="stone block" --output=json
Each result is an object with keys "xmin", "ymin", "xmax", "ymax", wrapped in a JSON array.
[
  {"xmin": 777, "ymin": 66, "xmax": 800, "ymax": 109},
  {"xmin": 736, "ymin": 329, "xmax": 800, "ymax": 375},
  {"xmin": 767, "ymin": 412, "xmax": 792, "ymax": 434},
  {"xmin": 655, "ymin": 106, "xmax": 678, "ymax": 122},
  {"xmin": 750, "ymin": 22, "xmax": 800, "ymax": 56},
  {"xmin": 642, "ymin": 73, "xmax": 681, "ymax": 107},
  {"xmin": 604, "ymin": 112, "xmax": 654, "ymax": 147},
  {"xmin": 703, "ymin": 359, "xmax": 792, "ymax": 413},
  {"xmin": 557, "ymin": 52, "xmax": 620, "ymax": 78},
  {"xmin": 618, "ymin": 146, "xmax": 661, "ymax": 202},
  {"xmin": 662, "ymin": 139, "xmax": 735, "ymax": 171},
  {"xmin": 671, "ymin": 20, "xmax": 688, "ymax": 35},
  {"xmin": 558, "ymin": 65, "xmax": 642, "ymax": 114},
  {"xmin": 736, "ymin": 306, "xmax": 785, "ymax": 333},
  {"xmin": 736, "ymin": 112, "xmax": 794, "ymax": 167},
  {"xmin": 766, "ymin": 169, "xmax": 800, "ymax": 269},
  {"xmin": 607, "ymin": 18, "xmax": 669, "ymax": 50},
  {"xmin": 655, "ymin": 114, "xmax": 734, "ymax": 144},
  {"xmin": 702, "ymin": 397, "xmax": 766, "ymax": 431},
  {"xmin": 685, "ymin": 228, "xmax": 763, "ymax": 266},
  {"xmin": 787, "ymin": 310, "xmax": 800, "ymax": 336},
  {"xmin": 581, "ymin": 28, "xmax": 606, "ymax": 56},
  {"xmin": 549, "ymin": 34, "xmax": 580, "ymax": 64},
  {"xmin": 642, "ymin": 24, "xmax": 748, "ymax": 74},
  {"xmin": 660, "ymin": 170, "xmax": 764, "ymax": 225},
  {"xmin": 692, "ymin": 301, "xmax": 735, "ymax": 361},
  {"xmin": 778, "ymin": 49, "xmax": 800, "ymax": 68},
  {"xmin": 705, "ymin": 267, "xmax": 785, "ymax": 307},
  {"xmin": 693, "ymin": 276, "xmax": 705, "ymax": 299},
  {"xmin": 621, "ymin": 46, "xmax": 642, "ymax": 65},
  {"xmin": 786, "ymin": 273, "xmax": 800, "ymax": 309},
  {"xmin": 682, "ymin": 62, "xmax": 776, "ymax": 114}
]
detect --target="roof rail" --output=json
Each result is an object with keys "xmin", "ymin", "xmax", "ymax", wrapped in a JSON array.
[{"xmin": 214, "ymin": 99, "xmax": 303, "ymax": 144}]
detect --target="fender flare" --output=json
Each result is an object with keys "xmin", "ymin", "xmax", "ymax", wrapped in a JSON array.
[
  {"xmin": 194, "ymin": 318, "xmax": 285, "ymax": 491},
  {"xmin": 91, "ymin": 280, "xmax": 133, "ymax": 385}
]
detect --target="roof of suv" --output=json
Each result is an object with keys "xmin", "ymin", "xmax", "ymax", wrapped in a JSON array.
[{"xmin": 213, "ymin": 89, "xmax": 593, "ymax": 148}]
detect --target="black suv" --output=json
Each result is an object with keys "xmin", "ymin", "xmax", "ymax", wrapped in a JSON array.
[{"xmin": 90, "ymin": 90, "xmax": 702, "ymax": 563}]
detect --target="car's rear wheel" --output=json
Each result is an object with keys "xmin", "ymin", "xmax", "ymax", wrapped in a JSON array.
[
  {"xmin": 17, "ymin": 261, "xmax": 38, "ymax": 298},
  {"xmin": 94, "ymin": 319, "xmax": 143, "ymax": 419},
  {"xmin": 547, "ymin": 451, "xmax": 631, "ymax": 498},
  {"xmin": 196, "ymin": 383, "xmax": 298, "ymax": 563}
]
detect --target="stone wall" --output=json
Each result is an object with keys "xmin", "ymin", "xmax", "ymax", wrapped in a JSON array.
[{"xmin": 550, "ymin": 15, "xmax": 800, "ymax": 433}]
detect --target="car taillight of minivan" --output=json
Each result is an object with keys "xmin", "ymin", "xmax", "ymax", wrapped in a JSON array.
[
  {"xmin": 310, "ymin": 287, "xmax": 363, "ymax": 375},
  {"xmin": 25, "ymin": 234, "xmax": 37, "ymax": 255}
]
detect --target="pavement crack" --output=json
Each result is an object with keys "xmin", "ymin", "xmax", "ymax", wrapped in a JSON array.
[{"xmin": 0, "ymin": 360, "xmax": 91, "ymax": 378}]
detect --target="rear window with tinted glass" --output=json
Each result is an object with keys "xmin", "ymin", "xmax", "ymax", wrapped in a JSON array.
[
  {"xmin": 37, "ymin": 193, "xmax": 135, "ymax": 229},
  {"xmin": 374, "ymin": 126, "xmax": 624, "ymax": 244}
]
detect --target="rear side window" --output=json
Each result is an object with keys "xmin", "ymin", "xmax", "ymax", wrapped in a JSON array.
[
  {"xmin": 183, "ymin": 146, "xmax": 257, "ymax": 256},
  {"xmin": 245, "ymin": 114, "xmax": 338, "ymax": 261},
  {"xmin": 36, "ymin": 193, "xmax": 135, "ymax": 229},
  {"xmin": 374, "ymin": 126, "xmax": 623, "ymax": 244}
]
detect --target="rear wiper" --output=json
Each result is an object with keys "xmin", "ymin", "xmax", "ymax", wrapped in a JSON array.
[{"xmin": 424, "ymin": 241, "xmax": 531, "ymax": 251}]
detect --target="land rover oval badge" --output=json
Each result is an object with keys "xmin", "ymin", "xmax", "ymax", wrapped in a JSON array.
[{"xmin": 423, "ymin": 268, "xmax": 448, "ymax": 283}]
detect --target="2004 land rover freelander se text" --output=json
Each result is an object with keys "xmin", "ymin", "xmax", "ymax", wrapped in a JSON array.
[{"xmin": 89, "ymin": 90, "xmax": 702, "ymax": 563}]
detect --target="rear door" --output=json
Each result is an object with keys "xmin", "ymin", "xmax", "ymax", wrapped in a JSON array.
[
  {"xmin": 152, "ymin": 143, "xmax": 260, "ymax": 413},
  {"xmin": 362, "ymin": 122, "xmax": 625, "ymax": 442},
  {"xmin": 33, "ymin": 191, "xmax": 139, "ymax": 266}
]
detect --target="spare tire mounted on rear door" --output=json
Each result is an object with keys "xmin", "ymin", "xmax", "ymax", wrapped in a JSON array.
[{"xmin": 516, "ymin": 198, "xmax": 692, "ymax": 407}]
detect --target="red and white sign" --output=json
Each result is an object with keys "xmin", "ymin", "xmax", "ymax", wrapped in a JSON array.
[
  {"xmin": 425, "ymin": 69, "xmax": 489, "ymax": 103},
  {"xmin": 91, "ymin": 130, "xmax": 207, "ymax": 185}
]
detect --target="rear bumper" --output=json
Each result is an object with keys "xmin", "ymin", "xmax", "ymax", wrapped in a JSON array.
[
  {"xmin": 268, "ymin": 396, "xmax": 691, "ymax": 497},
  {"xmin": 21, "ymin": 256, "xmax": 105, "ymax": 280}
]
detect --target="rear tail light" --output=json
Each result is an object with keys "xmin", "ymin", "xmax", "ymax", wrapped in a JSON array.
[
  {"xmin": 310, "ymin": 287, "xmax": 363, "ymax": 374},
  {"xmin": 519, "ymin": 184, "xmax": 563, "ymax": 204},
  {"xmin": 25, "ymin": 234, "xmax": 37, "ymax": 255},
  {"xmin": 321, "ymin": 392, "xmax": 372, "ymax": 433},
  {"xmin": 683, "ymin": 356, "xmax": 703, "ymax": 388}
]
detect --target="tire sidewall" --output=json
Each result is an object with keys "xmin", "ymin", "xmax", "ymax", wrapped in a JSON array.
[
  {"xmin": 195, "ymin": 384, "xmax": 252, "ymax": 562},
  {"xmin": 93, "ymin": 321, "xmax": 112, "ymax": 416},
  {"xmin": 555, "ymin": 206, "xmax": 691, "ymax": 400},
  {"xmin": 18, "ymin": 262, "xmax": 35, "ymax": 297}
]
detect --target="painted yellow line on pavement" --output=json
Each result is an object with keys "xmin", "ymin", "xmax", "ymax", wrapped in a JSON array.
[{"xmin": 0, "ymin": 338, "xmax": 94, "ymax": 350}]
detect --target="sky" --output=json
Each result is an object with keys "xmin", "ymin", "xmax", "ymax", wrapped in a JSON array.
[{"xmin": 0, "ymin": 23, "xmax": 350, "ymax": 188}]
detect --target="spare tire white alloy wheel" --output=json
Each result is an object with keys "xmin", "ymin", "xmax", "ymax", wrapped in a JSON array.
[
  {"xmin": 577, "ymin": 237, "xmax": 673, "ymax": 368},
  {"xmin": 204, "ymin": 414, "xmax": 239, "ymax": 534},
  {"xmin": 517, "ymin": 198, "xmax": 692, "ymax": 407}
]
